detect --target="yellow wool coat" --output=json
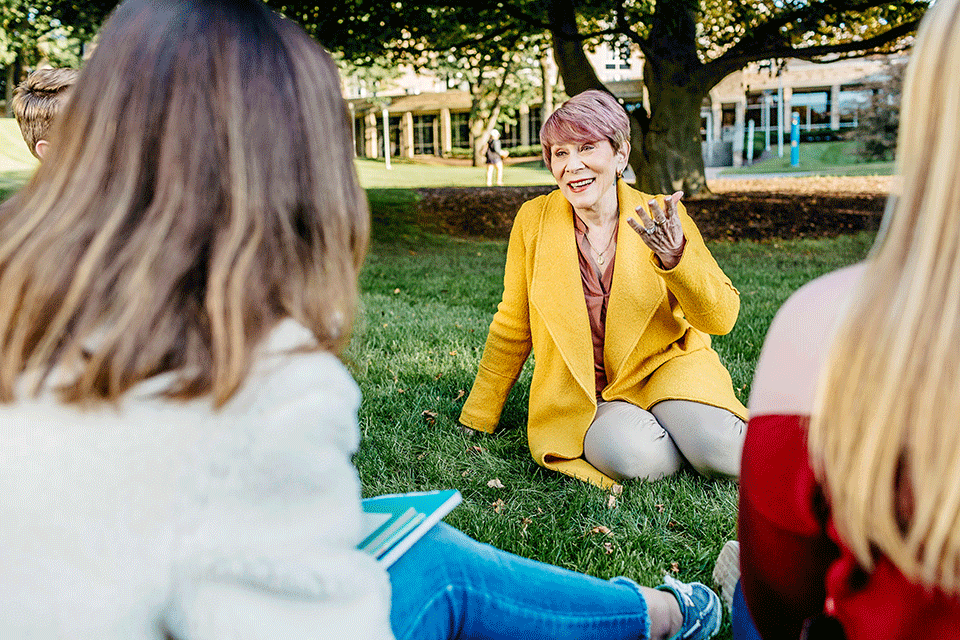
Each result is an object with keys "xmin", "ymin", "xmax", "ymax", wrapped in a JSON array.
[{"xmin": 459, "ymin": 180, "xmax": 748, "ymax": 488}]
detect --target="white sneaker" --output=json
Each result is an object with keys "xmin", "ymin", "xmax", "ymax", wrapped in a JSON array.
[{"xmin": 712, "ymin": 540, "xmax": 740, "ymax": 613}]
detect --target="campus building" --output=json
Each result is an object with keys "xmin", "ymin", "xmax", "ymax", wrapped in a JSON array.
[{"xmin": 344, "ymin": 44, "xmax": 895, "ymax": 167}]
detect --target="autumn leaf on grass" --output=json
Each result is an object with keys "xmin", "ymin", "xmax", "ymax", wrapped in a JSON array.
[
  {"xmin": 520, "ymin": 517, "xmax": 533, "ymax": 536},
  {"xmin": 486, "ymin": 478, "xmax": 505, "ymax": 489},
  {"xmin": 453, "ymin": 389, "xmax": 465, "ymax": 401},
  {"xmin": 421, "ymin": 410, "xmax": 437, "ymax": 425},
  {"xmin": 656, "ymin": 503, "xmax": 665, "ymax": 513},
  {"xmin": 670, "ymin": 561, "xmax": 680, "ymax": 574},
  {"xmin": 610, "ymin": 484, "xmax": 624, "ymax": 496},
  {"xmin": 586, "ymin": 525, "xmax": 612, "ymax": 537},
  {"xmin": 491, "ymin": 498, "xmax": 505, "ymax": 513},
  {"xmin": 468, "ymin": 445, "xmax": 485, "ymax": 454},
  {"xmin": 603, "ymin": 542, "xmax": 615, "ymax": 555},
  {"xmin": 606, "ymin": 494, "xmax": 618, "ymax": 509}
]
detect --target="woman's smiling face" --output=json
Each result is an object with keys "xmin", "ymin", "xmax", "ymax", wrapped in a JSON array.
[{"xmin": 549, "ymin": 139, "xmax": 628, "ymax": 218}]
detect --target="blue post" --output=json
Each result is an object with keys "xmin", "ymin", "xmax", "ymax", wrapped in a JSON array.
[{"xmin": 790, "ymin": 112, "xmax": 800, "ymax": 167}]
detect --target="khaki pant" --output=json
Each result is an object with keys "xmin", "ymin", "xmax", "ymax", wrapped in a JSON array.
[{"xmin": 583, "ymin": 399, "xmax": 745, "ymax": 481}]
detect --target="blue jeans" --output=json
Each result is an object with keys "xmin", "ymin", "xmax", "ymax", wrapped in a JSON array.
[
  {"xmin": 732, "ymin": 580, "xmax": 762, "ymax": 640},
  {"xmin": 388, "ymin": 522, "xmax": 651, "ymax": 640}
]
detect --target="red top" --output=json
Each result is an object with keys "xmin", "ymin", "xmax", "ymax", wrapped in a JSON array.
[{"xmin": 739, "ymin": 413, "xmax": 960, "ymax": 639}]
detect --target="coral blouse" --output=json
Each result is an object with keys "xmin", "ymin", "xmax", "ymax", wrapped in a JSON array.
[{"xmin": 572, "ymin": 213, "xmax": 617, "ymax": 397}]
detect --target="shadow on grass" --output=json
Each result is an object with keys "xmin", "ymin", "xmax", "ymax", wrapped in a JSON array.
[{"xmin": 367, "ymin": 188, "xmax": 448, "ymax": 249}]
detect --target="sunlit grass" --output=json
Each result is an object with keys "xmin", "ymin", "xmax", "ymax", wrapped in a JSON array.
[
  {"xmin": 352, "ymin": 193, "xmax": 876, "ymax": 638},
  {"xmin": 722, "ymin": 139, "xmax": 894, "ymax": 176},
  {"xmin": 355, "ymin": 156, "xmax": 554, "ymax": 188}
]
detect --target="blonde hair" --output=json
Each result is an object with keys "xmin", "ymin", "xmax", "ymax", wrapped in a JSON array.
[
  {"xmin": 11, "ymin": 67, "xmax": 79, "ymax": 159},
  {"xmin": 809, "ymin": 0, "xmax": 960, "ymax": 594},
  {"xmin": 0, "ymin": 0, "xmax": 368, "ymax": 407}
]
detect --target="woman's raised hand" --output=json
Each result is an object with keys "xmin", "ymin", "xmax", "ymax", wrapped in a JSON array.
[{"xmin": 627, "ymin": 190, "xmax": 687, "ymax": 270}]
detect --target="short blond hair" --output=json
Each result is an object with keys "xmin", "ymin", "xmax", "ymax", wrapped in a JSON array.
[
  {"xmin": 810, "ymin": 0, "xmax": 960, "ymax": 595},
  {"xmin": 11, "ymin": 68, "xmax": 79, "ymax": 159},
  {"xmin": 539, "ymin": 90, "xmax": 631, "ymax": 171}
]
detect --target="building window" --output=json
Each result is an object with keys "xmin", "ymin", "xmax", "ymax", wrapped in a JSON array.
[
  {"xmin": 413, "ymin": 114, "xmax": 436, "ymax": 155},
  {"xmin": 838, "ymin": 86, "xmax": 871, "ymax": 128},
  {"xmin": 791, "ymin": 90, "xmax": 831, "ymax": 130},
  {"xmin": 528, "ymin": 106, "xmax": 543, "ymax": 146},
  {"xmin": 500, "ymin": 122, "xmax": 520, "ymax": 148},
  {"xmin": 745, "ymin": 91, "xmax": 781, "ymax": 144},
  {"xmin": 377, "ymin": 116, "xmax": 401, "ymax": 157},
  {"xmin": 451, "ymin": 112, "xmax": 470, "ymax": 149}
]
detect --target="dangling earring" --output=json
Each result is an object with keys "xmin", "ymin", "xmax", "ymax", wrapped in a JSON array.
[{"xmin": 616, "ymin": 167, "xmax": 623, "ymax": 179}]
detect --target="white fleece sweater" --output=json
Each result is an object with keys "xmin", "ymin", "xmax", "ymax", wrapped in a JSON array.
[{"xmin": 0, "ymin": 320, "xmax": 393, "ymax": 639}]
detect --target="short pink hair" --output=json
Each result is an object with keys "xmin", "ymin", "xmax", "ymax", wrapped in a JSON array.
[{"xmin": 540, "ymin": 89, "xmax": 631, "ymax": 170}]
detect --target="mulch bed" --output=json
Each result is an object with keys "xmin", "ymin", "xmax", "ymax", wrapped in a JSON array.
[{"xmin": 415, "ymin": 184, "xmax": 887, "ymax": 242}]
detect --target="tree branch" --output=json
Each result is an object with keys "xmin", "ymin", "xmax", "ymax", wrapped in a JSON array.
[
  {"xmin": 547, "ymin": 0, "xmax": 607, "ymax": 95},
  {"xmin": 495, "ymin": 2, "xmax": 549, "ymax": 30},
  {"xmin": 734, "ymin": 0, "xmax": 917, "ymax": 49},
  {"xmin": 706, "ymin": 17, "xmax": 921, "ymax": 84}
]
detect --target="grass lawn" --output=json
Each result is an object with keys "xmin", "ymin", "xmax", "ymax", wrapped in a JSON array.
[
  {"xmin": 0, "ymin": 126, "xmax": 876, "ymax": 636},
  {"xmin": 721, "ymin": 139, "xmax": 894, "ymax": 176},
  {"xmin": 356, "ymin": 157, "xmax": 554, "ymax": 188},
  {"xmin": 0, "ymin": 119, "xmax": 38, "ymax": 201},
  {"xmin": 352, "ymin": 190, "xmax": 875, "ymax": 637}
]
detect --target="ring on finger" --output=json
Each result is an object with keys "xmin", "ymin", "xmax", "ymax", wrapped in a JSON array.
[
  {"xmin": 654, "ymin": 218, "xmax": 666, "ymax": 226},
  {"xmin": 645, "ymin": 225, "xmax": 656, "ymax": 235}
]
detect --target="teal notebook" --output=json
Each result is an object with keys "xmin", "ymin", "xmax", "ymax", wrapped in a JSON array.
[{"xmin": 358, "ymin": 489, "xmax": 462, "ymax": 567}]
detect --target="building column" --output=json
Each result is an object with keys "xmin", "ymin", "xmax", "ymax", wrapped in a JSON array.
[
  {"xmin": 519, "ymin": 103, "xmax": 531, "ymax": 147},
  {"xmin": 364, "ymin": 111, "xmax": 378, "ymax": 158},
  {"xmin": 732, "ymin": 97, "xmax": 746, "ymax": 167},
  {"xmin": 830, "ymin": 84, "xmax": 841, "ymax": 131},
  {"xmin": 782, "ymin": 86, "xmax": 793, "ymax": 136},
  {"xmin": 711, "ymin": 100, "xmax": 722, "ymax": 145},
  {"xmin": 401, "ymin": 111, "xmax": 414, "ymax": 158},
  {"xmin": 440, "ymin": 108, "xmax": 452, "ymax": 156},
  {"xmin": 348, "ymin": 103, "xmax": 357, "ymax": 156}
]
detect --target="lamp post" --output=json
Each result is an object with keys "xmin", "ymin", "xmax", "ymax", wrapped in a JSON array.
[
  {"xmin": 763, "ymin": 94, "xmax": 771, "ymax": 151},
  {"xmin": 777, "ymin": 76, "xmax": 784, "ymax": 158},
  {"xmin": 382, "ymin": 108, "xmax": 391, "ymax": 171},
  {"xmin": 791, "ymin": 112, "xmax": 800, "ymax": 167}
]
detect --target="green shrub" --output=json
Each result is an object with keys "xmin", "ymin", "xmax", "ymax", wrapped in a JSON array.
[
  {"xmin": 851, "ymin": 60, "xmax": 905, "ymax": 161},
  {"xmin": 799, "ymin": 129, "xmax": 843, "ymax": 143},
  {"xmin": 504, "ymin": 144, "xmax": 543, "ymax": 158}
]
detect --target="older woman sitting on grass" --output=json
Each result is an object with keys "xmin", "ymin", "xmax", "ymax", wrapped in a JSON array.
[{"xmin": 460, "ymin": 90, "xmax": 747, "ymax": 488}]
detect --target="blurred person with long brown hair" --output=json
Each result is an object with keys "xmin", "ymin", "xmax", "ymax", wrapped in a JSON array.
[
  {"xmin": 0, "ymin": 1, "xmax": 724, "ymax": 639},
  {"xmin": 737, "ymin": 0, "xmax": 960, "ymax": 636}
]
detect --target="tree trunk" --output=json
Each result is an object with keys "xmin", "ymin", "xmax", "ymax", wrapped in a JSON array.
[
  {"xmin": 637, "ymin": 58, "xmax": 710, "ymax": 196},
  {"xmin": 547, "ymin": 0, "xmax": 713, "ymax": 197},
  {"xmin": 469, "ymin": 62, "xmax": 512, "ymax": 166}
]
